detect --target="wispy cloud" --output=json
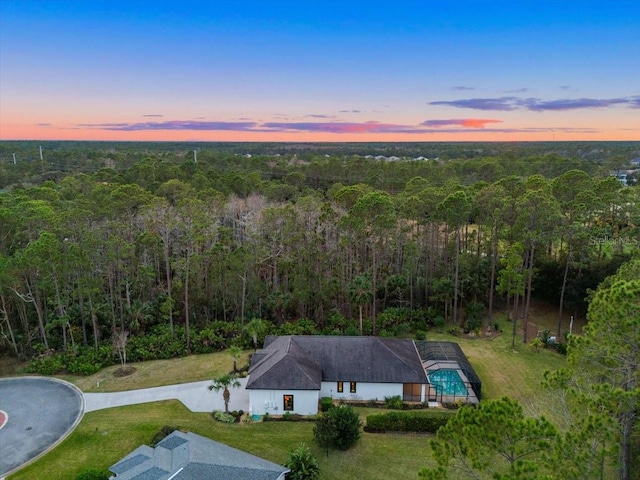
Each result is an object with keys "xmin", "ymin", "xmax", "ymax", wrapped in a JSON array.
[
  {"xmin": 339, "ymin": 109, "xmax": 362, "ymax": 113},
  {"xmin": 559, "ymin": 85, "xmax": 573, "ymax": 91},
  {"xmin": 304, "ymin": 114, "xmax": 336, "ymax": 119},
  {"xmin": 73, "ymin": 119, "xmax": 601, "ymax": 135},
  {"xmin": 505, "ymin": 88, "xmax": 529, "ymax": 93},
  {"xmin": 430, "ymin": 97, "xmax": 521, "ymax": 111},
  {"xmin": 430, "ymin": 95, "xmax": 639, "ymax": 111},
  {"xmin": 36, "ymin": 122, "xmax": 52, "ymax": 127},
  {"xmin": 525, "ymin": 97, "xmax": 630, "ymax": 111},
  {"xmin": 78, "ymin": 120, "xmax": 258, "ymax": 131},
  {"xmin": 142, "ymin": 114, "xmax": 163, "ymax": 118},
  {"xmin": 451, "ymin": 86, "xmax": 475, "ymax": 91},
  {"xmin": 626, "ymin": 96, "xmax": 640, "ymax": 108},
  {"xmin": 421, "ymin": 118, "xmax": 502, "ymax": 128},
  {"xmin": 261, "ymin": 121, "xmax": 426, "ymax": 134}
]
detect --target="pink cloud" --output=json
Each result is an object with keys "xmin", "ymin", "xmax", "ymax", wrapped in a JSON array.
[{"xmin": 421, "ymin": 118, "xmax": 503, "ymax": 128}]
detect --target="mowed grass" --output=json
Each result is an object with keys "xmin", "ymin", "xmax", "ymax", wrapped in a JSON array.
[
  {"xmin": 428, "ymin": 321, "xmax": 566, "ymax": 415},
  {"xmin": 60, "ymin": 350, "xmax": 252, "ymax": 392},
  {"xmin": 10, "ymin": 401, "xmax": 439, "ymax": 480}
]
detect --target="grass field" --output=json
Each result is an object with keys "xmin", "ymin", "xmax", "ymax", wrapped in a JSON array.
[
  {"xmin": 7, "ymin": 304, "xmax": 572, "ymax": 480},
  {"xmin": 10, "ymin": 401, "xmax": 441, "ymax": 480},
  {"xmin": 61, "ymin": 350, "xmax": 252, "ymax": 393}
]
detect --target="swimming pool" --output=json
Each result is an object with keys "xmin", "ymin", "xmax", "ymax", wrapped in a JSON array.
[{"xmin": 428, "ymin": 369, "xmax": 468, "ymax": 397}]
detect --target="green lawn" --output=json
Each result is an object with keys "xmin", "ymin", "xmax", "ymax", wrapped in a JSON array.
[
  {"xmin": 10, "ymin": 401, "xmax": 439, "ymax": 480},
  {"xmin": 60, "ymin": 349, "xmax": 252, "ymax": 393},
  {"xmin": 9, "ymin": 316, "xmax": 570, "ymax": 480}
]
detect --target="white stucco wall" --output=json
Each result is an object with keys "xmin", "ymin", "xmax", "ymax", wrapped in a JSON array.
[
  {"xmin": 319, "ymin": 381, "xmax": 403, "ymax": 402},
  {"xmin": 248, "ymin": 389, "xmax": 319, "ymax": 416}
]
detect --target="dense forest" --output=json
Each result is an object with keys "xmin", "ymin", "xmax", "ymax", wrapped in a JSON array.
[{"xmin": 0, "ymin": 141, "xmax": 638, "ymax": 373}]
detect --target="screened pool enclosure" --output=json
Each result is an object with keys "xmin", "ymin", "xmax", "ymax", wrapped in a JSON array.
[{"xmin": 415, "ymin": 341, "xmax": 481, "ymax": 404}]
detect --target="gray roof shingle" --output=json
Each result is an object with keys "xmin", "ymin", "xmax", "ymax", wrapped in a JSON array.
[
  {"xmin": 108, "ymin": 431, "xmax": 288, "ymax": 480},
  {"xmin": 247, "ymin": 336, "xmax": 427, "ymax": 390},
  {"xmin": 110, "ymin": 449, "xmax": 153, "ymax": 474}
]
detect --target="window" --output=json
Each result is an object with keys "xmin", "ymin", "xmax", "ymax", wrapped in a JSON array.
[
  {"xmin": 283, "ymin": 394, "xmax": 294, "ymax": 411},
  {"xmin": 350, "ymin": 382, "xmax": 357, "ymax": 393},
  {"xmin": 337, "ymin": 381, "xmax": 343, "ymax": 393}
]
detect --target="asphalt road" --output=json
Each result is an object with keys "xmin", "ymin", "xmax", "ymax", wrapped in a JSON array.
[{"xmin": 0, "ymin": 377, "xmax": 83, "ymax": 477}]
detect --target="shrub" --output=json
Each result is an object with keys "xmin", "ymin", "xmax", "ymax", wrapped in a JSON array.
[
  {"xmin": 150, "ymin": 426, "xmax": 177, "ymax": 446},
  {"xmin": 540, "ymin": 329, "xmax": 552, "ymax": 348},
  {"xmin": 128, "ymin": 325, "xmax": 188, "ymax": 362},
  {"xmin": 285, "ymin": 443, "xmax": 320, "ymax": 480},
  {"xmin": 26, "ymin": 345, "xmax": 116, "ymax": 376},
  {"xmin": 75, "ymin": 469, "xmax": 109, "ymax": 480},
  {"xmin": 314, "ymin": 404, "xmax": 362, "ymax": 453},
  {"xmin": 320, "ymin": 397, "xmax": 333, "ymax": 412},
  {"xmin": 66, "ymin": 346, "xmax": 113, "ymax": 375},
  {"xmin": 25, "ymin": 353, "xmax": 65, "ymax": 375},
  {"xmin": 463, "ymin": 301, "xmax": 486, "ymax": 333},
  {"xmin": 529, "ymin": 337, "xmax": 544, "ymax": 352},
  {"xmin": 230, "ymin": 410, "xmax": 244, "ymax": 422},
  {"xmin": 433, "ymin": 316, "xmax": 446, "ymax": 329},
  {"xmin": 191, "ymin": 328, "xmax": 226, "ymax": 354},
  {"xmin": 365, "ymin": 411, "xmax": 453, "ymax": 433},
  {"xmin": 344, "ymin": 324, "xmax": 359, "ymax": 336},
  {"xmin": 212, "ymin": 410, "xmax": 235, "ymax": 423},
  {"xmin": 415, "ymin": 330, "xmax": 427, "ymax": 341},
  {"xmin": 554, "ymin": 342, "xmax": 568, "ymax": 355},
  {"xmin": 383, "ymin": 395, "xmax": 403, "ymax": 410}
]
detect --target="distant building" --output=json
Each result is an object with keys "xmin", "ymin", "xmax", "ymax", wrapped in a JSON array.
[{"xmin": 611, "ymin": 171, "xmax": 628, "ymax": 186}]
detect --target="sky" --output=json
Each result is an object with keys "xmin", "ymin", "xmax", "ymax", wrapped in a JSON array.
[{"xmin": 1, "ymin": 0, "xmax": 639, "ymax": 142}]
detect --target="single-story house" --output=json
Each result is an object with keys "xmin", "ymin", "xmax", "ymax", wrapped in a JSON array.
[
  {"xmin": 108, "ymin": 430, "xmax": 289, "ymax": 480},
  {"xmin": 246, "ymin": 335, "xmax": 430, "ymax": 416}
]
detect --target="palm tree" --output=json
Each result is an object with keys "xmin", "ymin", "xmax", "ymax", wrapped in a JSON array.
[
  {"xmin": 228, "ymin": 345, "xmax": 242, "ymax": 372},
  {"xmin": 348, "ymin": 275, "xmax": 372, "ymax": 335},
  {"xmin": 285, "ymin": 443, "xmax": 320, "ymax": 480},
  {"xmin": 243, "ymin": 317, "xmax": 268, "ymax": 351},
  {"xmin": 126, "ymin": 300, "xmax": 153, "ymax": 334},
  {"xmin": 209, "ymin": 373, "xmax": 241, "ymax": 413}
]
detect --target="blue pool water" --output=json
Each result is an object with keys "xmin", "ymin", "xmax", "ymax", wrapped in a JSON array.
[{"xmin": 428, "ymin": 369, "xmax": 468, "ymax": 396}]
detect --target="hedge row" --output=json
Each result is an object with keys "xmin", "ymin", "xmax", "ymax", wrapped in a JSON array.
[{"xmin": 364, "ymin": 410, "xmax": 454, "ymax": 433}]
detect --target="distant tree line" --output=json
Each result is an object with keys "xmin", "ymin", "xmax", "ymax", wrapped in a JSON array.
[{"xmin": 0, "ymin": 144, "xmax": 637, "ymax": 366}]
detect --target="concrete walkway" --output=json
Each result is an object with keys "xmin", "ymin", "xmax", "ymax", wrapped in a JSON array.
[{"xmin": 84, "ymin": 377, "xmax": 250, "ymax": 413}]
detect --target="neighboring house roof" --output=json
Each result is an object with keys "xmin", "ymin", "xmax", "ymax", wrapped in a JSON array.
[
  {"xmin": 109, "ymin": 430, "xmax": 289, "ymax": 480},
  {"xmin": 246, "ymin": 335, "xmax": 428, "ymax": 390}
]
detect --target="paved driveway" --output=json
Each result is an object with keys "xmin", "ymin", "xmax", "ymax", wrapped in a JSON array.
[
  {"xmin": 0, "ymin": 377, "xmax": 84, "ymax": 477},
  {"xmin": 0, "ymin": 376, "xmax": 250, "ymax": 478},
  {"xmin": 84, "ymin": 377, "xmax": 250, "ymax": 413}
]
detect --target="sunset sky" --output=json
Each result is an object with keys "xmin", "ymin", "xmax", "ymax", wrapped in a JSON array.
[{"xmin": 1, "ymin": 0, "xmax": 639, "ymax": 142}]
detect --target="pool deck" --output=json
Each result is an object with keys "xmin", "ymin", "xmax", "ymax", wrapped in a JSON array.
[{"xmin": 423, "ymin": 361, "xmax": 479, "ymax": 405}]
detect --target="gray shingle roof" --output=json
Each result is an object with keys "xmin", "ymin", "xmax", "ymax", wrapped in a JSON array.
[
  {"xmin": 128, "ymin": 467, "xmax": 169, "ymax": 480},
  {"xmin": 246, "ymin": 336, "xmax": 322, "ymax": 390},
  {"xmin": 156, "ymin": 435, "xmax": 187, "ymax": 450},
  {"xmin": 247, "ymin": 336, "xmax": 427, "ymax": 390},
  {"xmin": 174, "ymin": 463, "xmax": 287, "ymax": 480},
  {"xmin": 110, "ymin": 448, "xmax": 153, "ymax": 474},
  {"xmin": 108, "ymin": 431, "xmax": 288, "ymax": 480}
]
